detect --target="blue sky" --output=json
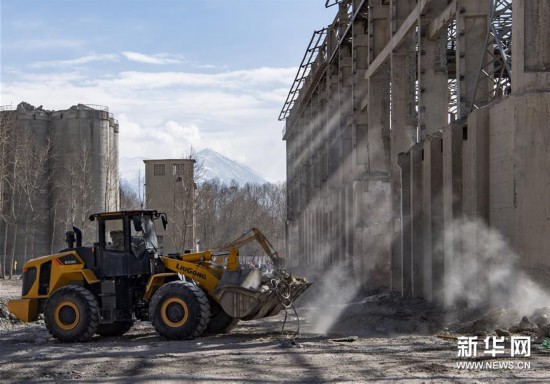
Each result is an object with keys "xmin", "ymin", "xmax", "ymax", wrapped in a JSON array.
[{"xmin": 1, "ymin": 0, "xmax": 335, "ymax": 184}]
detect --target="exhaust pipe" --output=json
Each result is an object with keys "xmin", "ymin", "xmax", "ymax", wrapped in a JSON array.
[
  {"xmin": 65, "ymin": 231, "xmax": 75, "ymax": 249},
  {"xmin": 73, "ymin": 226, "xmax": 82, "ymax": 248}
]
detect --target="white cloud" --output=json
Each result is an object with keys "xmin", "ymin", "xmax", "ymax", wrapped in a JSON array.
[
  {"xmin": 31, "ymin": 54, "xmax": 119, "ymax": 68},
  {"xmin": 122, "ymin": 51, "xmax": 184, "ymax": 65},
  {"xmin": 1, "ymin": 66, "xmax": 293, "ymax": 182}
]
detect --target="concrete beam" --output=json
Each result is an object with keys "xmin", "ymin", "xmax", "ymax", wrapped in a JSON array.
[
  {"xmin": 428, "ymin": 0, "xmax": 456, "ymax": 40},
  {"xmin": 365, "ymin": 0, "xmax": 430, "ymax": 79}
]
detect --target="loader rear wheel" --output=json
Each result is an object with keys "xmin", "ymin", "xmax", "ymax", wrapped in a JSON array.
[
  {"xmin": 44, "ymin": 285, "xmax": 99, "ymax": 343},
  {"xmin": 96, "ymin": 321, "xmax": 134, "ymax": 337},
  {"xmin": 205, "ymin": 300, "xmax": 239, "ymax": 334},
  {"xmin": 149, "ymin": 281, "xmax": 210, "ymax": 340}
]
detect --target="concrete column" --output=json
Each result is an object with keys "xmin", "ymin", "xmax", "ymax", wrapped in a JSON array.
[
  {"xmin": 410, "ymin": 144, "xmax": 423, "ymax": 297},
  {"xmin": 398, "ymin": 152, "xmax": 412, "ymax": 296},
  {"xmin": 338, "ymin": 41, "xmax": 353, "ymax": 266},
  {"xmin": 390, "ymin": 0, "xmax": 417, "ymax": 296},
  {"xmin": 367, "ymin": 78, "xmax": 391, "ymax": 169},
  {"xmin": 352, "ymin": 180, "xmax": 365, "ymax": 275},
  {"xmin": 367, "ymin": 0, "xmax": 390, "ymax": 173},
  {"xmin": 352, "ymin": 8, "xmax": 369, "ymax": 170},
  {"xmin": 442, "ymin": 123, "xmax": 463, "ymax": 307},
  {"xmin": 364, "ymin": 0, "xmax": 392, "ymax": 289},
  {"xmin": 460, "ymin": 108, "xmax": 489, "ymax": 306},
  {"xmin": 422, "ymin": 135, "xmax": 443, "ymax": 303},
  {"xmin": 463, "ymin": 109, "xmax": 489, "ymax": 222},
  {"xmin": 351, "ymin": 2, "xmax": 370, "ymax": 285},
  {"xmin": 456, "ymin": 0, "xmax": 490, "ymax": 119},
  {"xmin": 418, "ymin": 0, "xmax": 448, "ymax": 138}
]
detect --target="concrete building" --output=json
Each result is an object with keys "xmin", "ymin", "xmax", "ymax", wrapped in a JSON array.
[
  {"xmin": 0, "ymin": 102, "xmax": 119, "ymax": 273},
  {"xmin": 281, "ymin": 0, "xmax": 549, "ymax": 306},
  {"xmin": 144, "ymin": 159, "xmax": 196, "ymax": 254}
]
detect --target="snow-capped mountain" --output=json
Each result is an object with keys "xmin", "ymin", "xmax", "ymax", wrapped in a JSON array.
[
  {"xmin": 120, "ymin": 178, "xmax": 139, "ymax": 195},
  {"xmin": 194, "ymin": 149, "xmax": 268, "ymax": 186}
]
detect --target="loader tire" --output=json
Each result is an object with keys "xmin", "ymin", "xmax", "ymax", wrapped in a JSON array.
[
  {"xmin": 96, "ymin": 320, "xmax": 133, "ymax": 337},
  {"xmin": 44, "ymin": 285, "xmax": 99, "ymax": 343},
  {"xmin": 149, "ymin": 281, "xmax": 210, "ymax": 340},
  {"xmin": 205, "ymin": 300, "xmax": 239, "ymax": 334}
]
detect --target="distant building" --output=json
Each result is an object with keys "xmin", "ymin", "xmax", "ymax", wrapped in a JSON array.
[
  {"xmin": 0, "ymin": 102, "xmax": 119, "ymax": 272},
  {"xmin": 144, "ymin": 159, "xmax": 196, "ymax": 254}
]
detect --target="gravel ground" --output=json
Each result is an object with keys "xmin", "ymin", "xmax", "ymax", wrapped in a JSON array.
[{"xmin": 1, "ymin": 278, "xmax": 549, "ymax": 383}]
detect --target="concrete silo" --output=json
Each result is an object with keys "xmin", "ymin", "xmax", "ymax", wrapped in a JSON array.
[
  {"xmin": 0, "ymin": 102, "xmax": 120, "ymax": 275},
  {"xmin": 50, "ymin": 104, "xmax": 119, "ymax": 248}
]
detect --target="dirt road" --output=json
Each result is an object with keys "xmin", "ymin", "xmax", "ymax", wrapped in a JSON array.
[{"xmin": 1, "ymin": 278, "xmax": 549, "ymax": 383}]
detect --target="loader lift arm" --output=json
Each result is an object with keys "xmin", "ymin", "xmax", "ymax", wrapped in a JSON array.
[{"xmin": 215, "ymin": 228, "xmax": 285, "ymax": 268}]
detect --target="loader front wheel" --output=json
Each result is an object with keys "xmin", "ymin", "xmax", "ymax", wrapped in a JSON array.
[
  {"xmin": 205, "ymin": 300, "xmax": 239, "ymax": 334},
  {"xmin": 149, "ymin": 281, "xmax": 210, "ymax": 340},
  {"xmin": 44, "ymin": 285, "xmax": 99, "ymax": 343}
]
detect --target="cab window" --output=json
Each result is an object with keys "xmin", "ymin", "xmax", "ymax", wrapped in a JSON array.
[{"xmin": 105, "ymin": 219, "xmax": 124, "ymax": 252}]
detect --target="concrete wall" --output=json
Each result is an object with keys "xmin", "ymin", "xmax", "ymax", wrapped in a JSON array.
[
  {"xmin": 489, "ymin": 93, "xmax": 550, "ymax": 284},
  {"xmin": 283, "ymin": 0, "xmax": 550, "ymax": 305}
]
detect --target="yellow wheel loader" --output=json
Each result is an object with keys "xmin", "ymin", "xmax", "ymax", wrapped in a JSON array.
[{"xmin": 7, "ymin": 210, "xmax": 310, "ymax": 342}]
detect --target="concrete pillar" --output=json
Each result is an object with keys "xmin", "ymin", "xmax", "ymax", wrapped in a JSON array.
[
  {"xmin": 460, "ymin": 108, "xmax": 489, "ymax": 306},
  {"xmin": 410, "ymin": 144, "xmax": 423, "ymax": 297},
  {"xmin": 351, "ymin": 2, "xmax": 370, "ymax": 284},
  {"xmin": 415, "ymin": 0, "xmax": 449, "ymax": 301},
  {"xmin": 326, "ymin": 59, "xmax": 340, "ymax": 267},
  {"xmin": 418, "ymin": 0, "xmax": 448, "ymax": 138},
  {"xmin": 442, "ymin": 123, "xmax": 463, "ymax": 307},
  {"xmin": 367, "ymin": 76, "xmax": 391, "ymax": 168},
  {"xmin": 390, "ymin": 0, "xmax": 417, "ymax": 296},
  {"xmin": 456, "ymin": 0, "xmax": 490, "ymax": 119},
  {"xmin": 398, "ymin": 152, "xmax": 412, "ymax": 296},
  {"xmin": 339, "ymin": 40, "xmax": 353, "ymax": 266},
  {"xmin": 422, "ymin": 135, "xmax": 443, "ymax": 303},
  {"xmin": 463, "ymin": 109, "xmax": 489, "ymax": 222},
  {"xmin": 364, "ymin": 0, "xmax": 392, "ymax": 289},
  {"xmin": 367, "ymin": 0, "xmax": 390, "ymax": 173},
  {"xmin": 352, "ymin": 6, "xmax": 369, "ymax": 170}
]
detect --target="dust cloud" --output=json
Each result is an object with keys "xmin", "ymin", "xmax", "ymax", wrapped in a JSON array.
[
  {"xmin": 443, "ymin": 218, "xmax": 549, "ymax": 314},
  {"xmin": 302, "ymin": 262, "xmax": 361, "ymax": 334}
]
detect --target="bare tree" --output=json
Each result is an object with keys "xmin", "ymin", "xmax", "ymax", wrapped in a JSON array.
[
  {"xmin": 51, "ymin": 143, "xmax": 96, "ymax": 250},
  {"xmin": 13, "ymin": 127, "xmax": 52, "ymax": 271},
  {"xmin": 0, "ymin": 110, "xmax": 16, "ymax": 278},
  {"xmin": 120, "ymin": 182, "xmax": 141, "ymax": 210},
  {"xmin": 104, "ymin": 128, "xmax": 119, "ymax": 211},
  {"xmin": 194, "ymin": 180, "xmax": 286, "ymax": 254}
]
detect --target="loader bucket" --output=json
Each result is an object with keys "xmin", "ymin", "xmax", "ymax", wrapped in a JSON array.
[{"xmin": 215, "ymin": 269, "xmax": 311, "ymax": 321}]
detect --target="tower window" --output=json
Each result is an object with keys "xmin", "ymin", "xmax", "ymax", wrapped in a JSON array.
[
  {"xmin": 153, "ymin": 164, "xmax": 165, "ymax": 176},
  {"xmin": 173, "ymin": 164, "xmax": 184, "ymax": 176}
]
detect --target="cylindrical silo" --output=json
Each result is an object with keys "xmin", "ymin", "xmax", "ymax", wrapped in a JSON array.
[{"xmin": 50, "ymin": 104, "xmax": 114, "ymax": 248}]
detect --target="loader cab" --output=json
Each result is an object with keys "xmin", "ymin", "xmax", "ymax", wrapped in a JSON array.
[{"xmin": 90, "ymin": 210, "xmax": 166, "ymax": 278}]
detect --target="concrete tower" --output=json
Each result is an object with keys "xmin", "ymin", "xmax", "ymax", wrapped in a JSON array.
[
  {"xmin": 144, "ymin": 159, "xmax": 196, "ymax": 255},
  {"xmin": 0, "ymin": 102, "xmax": 119, "ymax": 275}
]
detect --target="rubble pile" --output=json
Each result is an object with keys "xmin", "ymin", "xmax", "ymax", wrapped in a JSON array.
[
  {"xmin": 301, "ymin": 290, "xmax": 445, "ymax": 337},
  {"xmin": 0, "ymin": 298, "xmax": 20, "ymax": 330},
  {"xmin": 446, "ymin": 306, "xmax": 550, "ymax": 343}
]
